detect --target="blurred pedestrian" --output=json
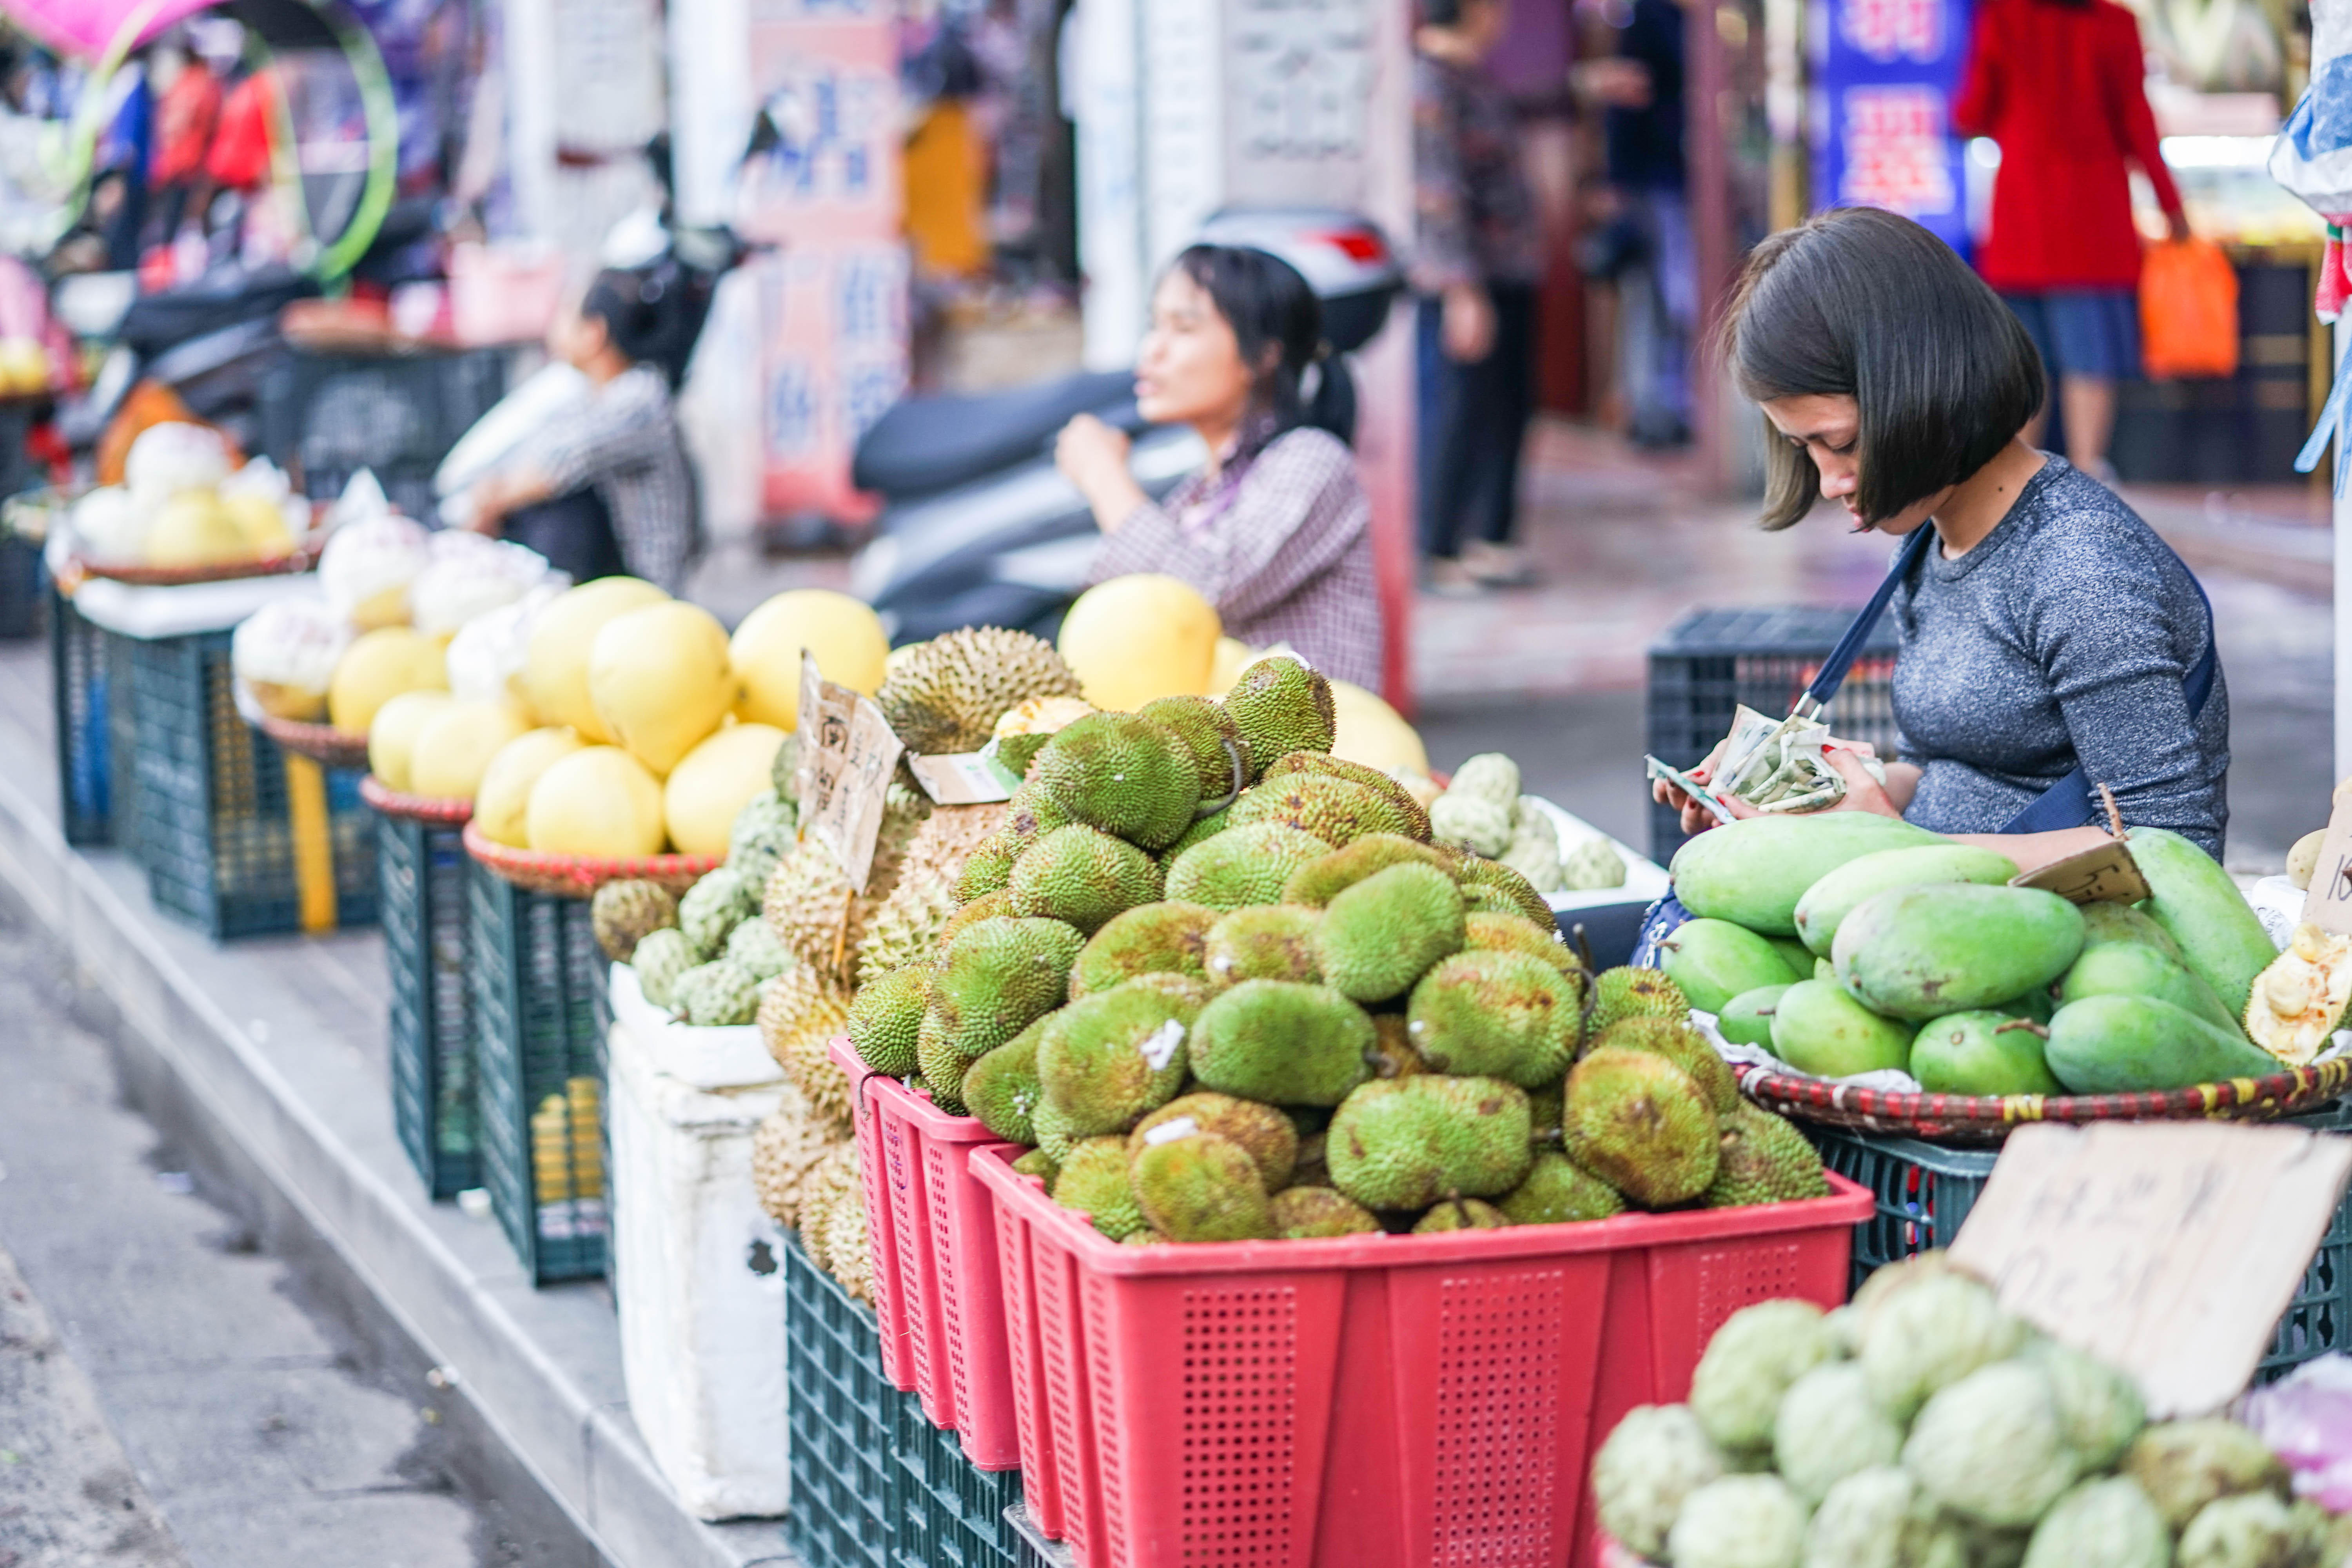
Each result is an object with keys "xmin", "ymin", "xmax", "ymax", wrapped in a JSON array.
[
  {"xmin": 1954, "ymin": 0, "xmax": 2189, "ymax": 481},
  {"xmin": 1581, "ymin": 0, "xmax": 1691, "ymax": 448},
  {"xmin": 1413, "ymin": 0, "xmax": 1543, "ymax": 596},
  {"xmin": 144, "ymin": 32, "xmax": 220, "ymax": 249},
  {"xmin": 1056, "ymin": 244, "xmax": 1382, "ymax": 686}
]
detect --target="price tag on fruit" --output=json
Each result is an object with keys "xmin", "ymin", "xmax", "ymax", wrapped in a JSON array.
[
  {"xmin": 1949, "ymin": 1121, "xmax": 2352, "ymax": 1416},
  {"xmin": 2301, "ymin": 790, "xmax": 2352, "ymax": 938},
  {"xmin": 906, "ymin": 750, "xmax": 1023, "ymax": 805},
  {"xmin": 796, "ymin": 652, "xmax": 905, "ymax": 893}
]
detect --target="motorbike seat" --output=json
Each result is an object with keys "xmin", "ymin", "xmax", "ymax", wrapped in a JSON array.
[{"xmin": 853, "ymin": 369, "xmax": 1136, "ymax": 499}]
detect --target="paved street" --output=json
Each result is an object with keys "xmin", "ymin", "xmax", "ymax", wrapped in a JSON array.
[{"xmin": 0, "ymin": 898, "xmax": 592, "ymax": 1568}]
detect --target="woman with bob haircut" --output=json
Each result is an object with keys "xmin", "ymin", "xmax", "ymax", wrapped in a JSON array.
[
  {"xmin": 1654, "ymin": 206, "xmax": 2227, "ymax": 868},
  {"xmin": 1056, "ymin": 243, "xmax": 1382, "ymax": 688}
]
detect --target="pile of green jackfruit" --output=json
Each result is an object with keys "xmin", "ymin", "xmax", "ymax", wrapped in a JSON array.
[
  {"xmin": 1659, "ymin": 813, "xmax": 2292, "ymax": 1098},
  {"xmin": 1592, "ymin": 1252, "xmax": 2350, "ymax": 1568},
  {"xmin": 844, "ymin": 651, "xmax": 1830, "ymax": 1243}
]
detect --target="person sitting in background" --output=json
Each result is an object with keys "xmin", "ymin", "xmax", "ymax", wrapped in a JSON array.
[
  {"xmin": 1054, "ymin": 243, "xmax": 1383, "ymax": 688},
  {"xmin": 456, "ymin": 269, "xmax": 699, "ymax": 590}
]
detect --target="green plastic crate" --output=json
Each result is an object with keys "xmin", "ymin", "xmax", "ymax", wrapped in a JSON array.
[
  {"xmin": 381, "ymin": 813, "xmax": 477, "ymax": 1198},
  {"xmin": 1005, "ymin": 1505, "xmax": 1071, "ymax": 1568},
  {"xmin": 1809, "ymin": 1102, "xmax": 2352, "ymax": 1382},
  {"xmin": 786, "ymin": 1236, "xmax": 895, "ymax": 1568},
  {"xmin": 889, "ymin": 1382, "xmax": 1022, "ymax": 1568},
  {"xmin": 469, "ymin": 862, "xmax": 609, "ymax": 1283}
]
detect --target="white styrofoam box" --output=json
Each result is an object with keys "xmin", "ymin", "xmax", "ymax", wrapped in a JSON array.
[
  {"xmin": 2247, "ymin": 874, "xmax": 2306, "ymax": 951},
  {"xmin": 1525, "ymin": 796, "xmax": 1671, "ymax": 916},
  {"xmin": 610, "ymin": 962, "xmax": 778, "ymax": 1090},
  {"xmin": 609, "ymin": 1011, "xmax": 790, "ymax": 1520},
  {"xmin": 71, "ymin": 571, "xmax": 322, "ymax": 640}
]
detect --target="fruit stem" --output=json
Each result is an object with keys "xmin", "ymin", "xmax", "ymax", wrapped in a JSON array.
[{"xmin": 1994, "ymin": 1020, "xmax": 2051, "ymax": 1039}]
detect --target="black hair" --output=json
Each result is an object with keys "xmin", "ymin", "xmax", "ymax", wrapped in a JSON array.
[
  {"xmin": 1725, "ymin": 206, "xmax": 2044, "ymax": 530},
  {"xmin": 581, "ymin": 267, "xmax": 676, "ymax": 377},
  {"xmin": 1169, "ymin": 243, "xmax": 1352, "ymax": 452}
]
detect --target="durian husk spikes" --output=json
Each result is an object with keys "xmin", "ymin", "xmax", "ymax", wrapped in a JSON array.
[
  {"xmin": 751, "ymin": 1081, "xmax": 845, "ymax": 1229},
  {"xmin": 758, "ymin": 968, "xmax": 856, "ymax": 1132},
  {"xmin": 2245, "ymin": 921, "xmax": 2352, "ymax": 1066}
]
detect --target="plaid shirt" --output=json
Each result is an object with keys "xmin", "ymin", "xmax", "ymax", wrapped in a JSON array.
[
  {"xmin": 1412, "ymin": 54, "xmax": 1543, "ymax": 293},
  {"xmin": 1087, "ymin": 426, "xmax": 1383, "ymax": 689},
  {"xmin": 515, "ymin": 365, "xmax": 700, "ymax": 591}
]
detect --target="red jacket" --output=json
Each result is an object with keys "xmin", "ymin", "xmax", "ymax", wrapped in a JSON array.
[{"xmin": 1952, "ymin": 0, "xmax": 2183, "ymax": 291}]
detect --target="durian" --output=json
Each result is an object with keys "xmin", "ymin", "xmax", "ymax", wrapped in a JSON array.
[
  {"xmin": 877, "ymin": 627, "xmax": 1085, "ymax": 756},
  {"xmin": 759, "ymin": 967, "xmax": 856, "ymax": 1131},
  {"xmin": 751, "ymin": 1083, "xmax": 840, "ymax": 1229}
]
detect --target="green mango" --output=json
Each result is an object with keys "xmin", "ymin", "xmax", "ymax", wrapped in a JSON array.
[
  {"xmin": 2128, "ymin": 828, "xmax": 2278, "ymax": 1019},
  {"xmin": 2058, "ymin": 939, "xmax": 2241, "ymax": 1034},
  {"xmin": 1766, "ymin": 936, "xmax": 1815, "ymax": 977},
  {"xmin": 1657, "ymin": 918, "xmax": 1802, "ymax": 1013},
  {"xmin": 2076, "ymin": 901, "xmax": 2183, "ymax": 959},
  {"xmin": 2044, "ymin": 993, "xmax": 2282, "ymax": 1094},
  {"xmin": 1718, "ymin": 984, "xmax": 1793, "ymax": 1049},
  {"xmin": 1670, "ymin": 813, "xmax": 1944, "ymax": 937},
  {"xmin": 1815, "ymin": 956, "xmax": 1836, "ymax": 983},
  {"xmin": 1909, "ymin": 1010, "xmax": 2062, "ymax": 1096},
  {"xmin": 1832, "ymin": 884, "xmax": 2085, "ymax": 1022},
  {"xmin": 1771, "ymin": 979, "xmax": 1914, "ymax": 1078},
  {"xmin": 1791, "ymin": 845, "xmax": 2021, "ymax": 956}
]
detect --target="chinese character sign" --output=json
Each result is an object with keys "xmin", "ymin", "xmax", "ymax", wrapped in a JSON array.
[{"xmin": 1812, "ymin": 0, "xmax": 1972, "ymax": 248}]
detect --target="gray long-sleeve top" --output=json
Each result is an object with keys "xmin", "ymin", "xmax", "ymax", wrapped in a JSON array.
[{"xmin": 1889, "ymin": 457, "xmax": 2229, "ymax": 856}]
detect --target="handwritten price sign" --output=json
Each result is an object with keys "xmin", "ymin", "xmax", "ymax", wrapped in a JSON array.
[{"xmin": 795, "ymin": 652, "xmax": 904, "ymax": 893}]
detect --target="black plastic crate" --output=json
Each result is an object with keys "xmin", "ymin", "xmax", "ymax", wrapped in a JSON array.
[
  {"xmin": 261, "ymin": 346, "xmax": 510, "ymax": 523},
  {"xmin": 469, "ymin": 862, "xmax": 610, "ymax": 1284},
  {"xmin": 51, "ymin": 589, "xmax": 129, "ymax": 847},
  {"xmin": 786, "ymin": 1236, "xmax": 896, "ymax": 1568},
  {"xmin": 126, "ymin": 630, "xmax": 376, "ymax": 938},
  {"xmin": 889, "ymin": 1388, "xmax": 1022, "ymax": 1568},
  {"xmin": 381, "ymin": 813, "xmax": 478, "ymax": 1199},
  {"xmin": 1809, "ymin": 1102, "xmax": 2352, "ymax": 1383},
  {"xmin": 0, "ymin": 534, "xmax": 40, "ymax": 639},
  {"xmin": 1645, "ymin": 606, "xmax": 1904, "ymax": 864}
]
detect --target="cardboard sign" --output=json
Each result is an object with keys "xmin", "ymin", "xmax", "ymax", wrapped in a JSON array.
[
  {"xmin": 2300, "ymin": 790, "xmax": 2352, "ymax": 937},
  {"xmin": 906, "ymin": 750, "xmax": 1022, "ymax": 806},
  {"xmin": 795, "ymin": 653, "xmax": 904, "ymax": 893},
  {"xmin": 2012, "ymin": 840, "xmax": 2152, "ymax": 905},
  {"xmin": 1949, "ymin": 1121, "xmax": 2352, "ymax": 1416}
]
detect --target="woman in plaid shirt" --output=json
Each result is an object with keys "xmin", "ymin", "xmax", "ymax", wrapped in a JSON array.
[{"xmin": 1054, "ymin": 245, "xmax": 1384, "ymax": 689}]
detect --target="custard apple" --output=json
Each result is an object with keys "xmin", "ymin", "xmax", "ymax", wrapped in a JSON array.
[
  {"xmin": 673, "ymin": 961, "xmax": 762, "ymax": 1027},
  {"xmin": 680, "ymin": 866, "xmax": 758, "ymax": 958},
  {"xmin": 633, "ymin": 927, "xmax": 696, "ymax": 1011},
  {"xmin": 1448, "ymin": 753, "xmax": 1521, "ymax": 808},
  {"xmin": 1902, "ymin": 1361, "xmax": 2080, "ymax": 1528},
  {"xmin": 1802, "ymin": 1466, "xmax": 1967, "ymax": 1568},
  {"xmin": 591, "ymin": 877, "xmax": 678, "ymax": 963},
  {"xmin": 2024, "ymin": 1338, "xmax": 2144, "ymax": 1471},
  {"xmin": 1777, "ymin": 1361, "xmax": 1904, "ymax": 1505},
  {"xmin": 1688, "ymin": 1298, "xmax": 1842, "ymax": 1455},
  {"xmin": 1430, "ymin": 792, "xmax": 1513, "ymax": 857},
  {"xmin": 1589, "ymin": 1403, "xmax": 1724, "ymax": 1559},
  {"xmin": 726, "ymin": 917, "xmax": 793, "ymax": 983},
  {"xmin": 1861, "ymin": 1272, "xmax": 2027, "ymax": 1421},
  {"xmin": 1501, "ymin": 816, "xmax": 1564, "ymax": 893},
  {"xmin": 1561, "ymin": 834, "xmax": 1628, "ymax": 891},
  {"xmin": 1667, "ymin": 1474, "xmax": 1808, "ymax": 1568},
  {"xmin": 2121, "ymin": 1420, "xmax": 2291, "ymax": 1530},
  {"xmin": 2020, "ymin": 1478, "xmax": 2171, "ymax": 1568},
  {"xmin": 731, "ymin": 789, "xmax": 797, "ymax": 852}
]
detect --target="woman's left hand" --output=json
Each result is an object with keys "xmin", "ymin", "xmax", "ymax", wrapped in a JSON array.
[{"xmin": 1056, "ymin": 414, "xmax": 1133, "ymax": 507}]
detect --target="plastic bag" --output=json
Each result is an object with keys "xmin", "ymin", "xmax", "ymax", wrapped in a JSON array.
[{"xmin": 2141, "ymin": 238, "xmax": 2241, "ymax": 379}]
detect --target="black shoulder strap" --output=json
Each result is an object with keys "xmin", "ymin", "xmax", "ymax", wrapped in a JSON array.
[{"xmin": 1796, "ymin": 525, "xmax": 1934, "ymax": 717}]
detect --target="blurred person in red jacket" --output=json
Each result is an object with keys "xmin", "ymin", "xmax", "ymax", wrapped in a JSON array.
[{"xmin": 1953, "ymin": 0, "xmax": 2189, "ymax": 481}]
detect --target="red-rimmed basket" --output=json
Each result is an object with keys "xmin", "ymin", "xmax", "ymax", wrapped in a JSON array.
[
  {"xmin": 358, "ymin": 775, "xmax": 474, "ymax": 825},
  {"xmin": 65, "ymin": 544, "xmax": 320, "ymax": 588},
  {"xmin": 255, "ymin": 711, "xmax": 372, "ymax": 769},
  {"xmin": 1739, "ymin": 1056, "xmax": 2352, "ymax": 1145},
  {"xmin": 461, "ymin": 818, "xmax": 720, "ymax": 900}
]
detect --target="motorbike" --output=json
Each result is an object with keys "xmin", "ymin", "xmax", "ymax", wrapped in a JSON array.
[{"xmin": 848, "ymin": 207, "xmax": 1405, "ymax": 645}]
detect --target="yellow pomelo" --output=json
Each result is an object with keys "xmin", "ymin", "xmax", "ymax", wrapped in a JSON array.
[
  {"xmin": 367, "ymin": 690, "xmax": 456, "ymax": 792},
  {"xmin": 587, "ymin": 601, "xmax": 739, "ymax": 775},
  {"xmin": 1331, "ymin": 679, "xmax": 1428, "ymax": 777},
  {"xmin": 475, "ymin": 728, "xmax": 587, "ymax": 847},
  {"xmin": 1206, "ymin": 637, "xmax": 1257, "ymax": 697},
  {"xmin": 329, "ymin": 626, "xmax": 448, "ymax": 733},
  {"xmin": 730, "ymin": 589, "xmax": 889, "ymax": 729},
  {"xmin": 1057, "ymin": 573, "xmax": 1221, "ymax": 710},
  {"xmin": 526, "ymin": 745, "xmax": 667, "ymax": 857},
  {"xmin": 222, "ymin": 493, "xmax": 296, "ymax": 558},
  {"xmin": 664, "ymin": 722, "xmax": 788, "ymax": 856},
  {"xmin": 523, "ymin": 577, "xmax": 671, "ymax": 743},
  {"xmin": 145, "ymin": 492, "xmax": 249, "ymax": 567},
  {"xmin": 408, "ymin": 700, "xmax": 533, "ymax": 801}
]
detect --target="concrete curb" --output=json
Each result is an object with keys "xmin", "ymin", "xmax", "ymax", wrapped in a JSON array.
[{"xmin": 0, "ymin": 767, "xmax": 796, "ymax": 1568}]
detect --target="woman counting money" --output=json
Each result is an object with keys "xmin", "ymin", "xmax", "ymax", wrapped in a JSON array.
[{"xmin": 1652, "ymin": 207, "xmax": 2227, "ymax": 872}]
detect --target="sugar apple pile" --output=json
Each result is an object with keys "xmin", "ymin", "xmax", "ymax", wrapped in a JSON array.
[
  {"xmin": 835, "ymin": 651, "xmax": 1828, "ymax": 1244},
  {"xmin": 1590, "ymin": 1252, "xmax": 2350, "ymax": 1568},
  {"xmin": 1427, "ymin": 751, "xmax": 1627, "ymax": 894}
]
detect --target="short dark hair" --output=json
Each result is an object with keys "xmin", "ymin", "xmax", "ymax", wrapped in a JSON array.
[
  {"xmin": 1726, "ymin": 207, "xmax": 2043, "ymax": 530},
  {"xmin": 1169, "ymin": 243, "xmax": 1327, "ymax": 454},
  {"xmin": 581, "ymin": 267, "xmax": 674, "ymax": 371}
]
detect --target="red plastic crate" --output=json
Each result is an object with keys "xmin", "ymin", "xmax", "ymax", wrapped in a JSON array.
[
  {"xmin": 829, "ymin": 1037, "xmax": 1025, "ymax": 1470},
  {"xmin": 972, "ymin": 1147, "xmax": 1873, "ymax": 1568},
  {"xmin": 840, "ymin": 1038, "xmax": 918, "ymax": 1394}
]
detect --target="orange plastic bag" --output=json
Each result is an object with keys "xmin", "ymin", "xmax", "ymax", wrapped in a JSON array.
[{"xmin": 2141, "ymin": 238, "xmax": 2240, "ymax": 380}]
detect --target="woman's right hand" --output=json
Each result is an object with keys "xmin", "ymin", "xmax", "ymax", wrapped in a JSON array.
[
  {"xmin": 1441, "ymin": 283, "xmax": 1496, "ymax": 363},
  {"xmin": 1653, "ymin": 741, "xmax": 1742, "ymax": 836}
]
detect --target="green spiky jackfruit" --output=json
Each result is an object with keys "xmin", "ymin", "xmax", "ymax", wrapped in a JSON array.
[
  {"xmin": 1453, "ymin": 855, "xmax": 1555, "ymax": 929},
  {"xmin": 1594, "ymin": 1016, "xmax": 1740, "ymax": 1113},
  {"xmin": 847, "ymin": 963, "xmax": 935, "ymax": 1076},
  {"xmin": 1314, "ymin": 862, "xmax": 1466, "ymax": 1002},
  {"xmin": 1033, "ymin": 1098, "xmax": 1082, "ymax": 1165},
  {"xmin": 954, "ymin": 833, "xmax": 1022, "ymax": 902},
  {"xmin": 1000, "ymin": 780, "xmax": 1076, "ymax": 846},
  {"xmin": 1068, "ymin": 901, "xmax": 1218, "ymax": 999},
  {"xmin": 1160, "ymin": 806, "xmax": 1230, "ymax": 863},
  {"xmin": 1138, "ymin": 695, "xmax": 1250, "ymax": 808},
  {"xmin": 1706, "ymin": 1103, "xmax": 1830, "ymax": 1208},
  {"xmin": 940, "ymin": 889, "xmax": 1014, "ymax": 945},
  {"xmin": 1261, "ymin": 751, "xmax": 1434, "ymax": 838},
  {"xmin": 1588, "ymin": 966, "xmax": 1689, "ymax": 1034},
  {"xmin": 1189, "ymin": 980, "xmax": 1377, "ymax": 1106},
  {"xmin": 918, "ymin": 916, "xmax": 1085, "ymax": 1098},
  {"xmin": 1497, "ymin": 1150, "xmax": 1624, "ymax": 1224},
  {"xmin": 1231, "ymin": 775, "xmax": 1419, "ymax": 849},
  {"xmin": 1367, "ymin": 1013, "xmax": 1424, "ymax": 1079},
  {"xmin": 1036, "ymin": 981, "xmax": 1198, "ymax": 1136},
  {"xmin": 1011, "ymin": 1146, "xmax": 1058, "ymax": 1184},
  {"xmin": 1007, "ymin": 824, "xmax": 1165, "ymax": 934},
  {"xmin": 1202, "ymin": 904, "xmax": 1323, "ymax": 987},
  {"xmin": 1405, "ymin": 949, "xmax": 1585, "ymax": 1087},
  {"xmin": 963, "ymin": 1018, "xmax": 1048, "ymax": 1143},
  {"xmin": 1166, "ymin": 823, "xmax": 1334, "ymax": 911},
  {"xmin": 1221, "ymin": 655, "xmax": 1336, "ymax": 777},
  {"xmin": 1268, "ymin": 1185, "xmax": 1380, "ymax": 1238},
  {"xmin": 1131, "ymin": 1131, "xmax": 1273, "ymax": 1241},
  {"xmin": 1029, "ymin": 711, "xmax": 1201, "ymax": 850},
  {"xmin": 1129, "ymin": 1092, "xmax": 1298, "ymax": 1189},
  {"xmin": 1414, "ymin": 1197, "xmax": 1510, "ymax": 1232},
  {"xmin": 1564, "ymin": 1047, "xmax": 1719, "ymax": 1207},
  {"xmin": 1281, "ymin": 834, "xmax": 1456, "ymax": 906},
  {"xmin": 1462, "ymin": 910, "xmax": 1579, "ymax": 977},
  {"xmin": 1053, "ymin": 1136, "xmax": 1147, "ymax": 1240},
  {"xmin": 1326, "ymin": 1075, "xmax": 1532, "ymax": 1209}
]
